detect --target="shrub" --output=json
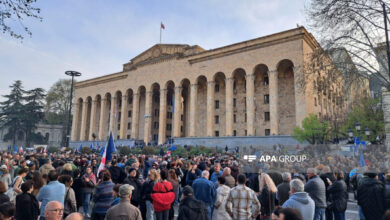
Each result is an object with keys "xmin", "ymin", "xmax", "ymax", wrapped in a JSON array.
[
  {"xmin": 47, "ymin": 146, "xmax": 59, "ymax": 153},
  {"xmin": 81, "ymin": 147, "xmax": 92, "ymax": 154},
  {"xmin": 118, "ymin": 146, "xmax": 132, "ymax": 156}
]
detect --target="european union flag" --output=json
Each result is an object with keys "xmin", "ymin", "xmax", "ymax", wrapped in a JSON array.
[
  {"xmin": 106, "ymin": 131, "xmax": 116, "ymax": 161},
  {"xmin": 90, "ymin": 144, "xmax": 93, "ymax": 150},
  {"xmin": 359, "ymin": 152, "xmax": 366, "ymax": 167}
]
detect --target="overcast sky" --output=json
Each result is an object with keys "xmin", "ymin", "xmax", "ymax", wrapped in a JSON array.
[{"xmin": 0, "ymin": 0, "xmax": 307, "ymax": 99}]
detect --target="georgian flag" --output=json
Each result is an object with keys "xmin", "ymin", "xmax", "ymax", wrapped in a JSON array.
[{"xmin": 97, "ymin": 144, "xmax": 107, "ymax": 177}]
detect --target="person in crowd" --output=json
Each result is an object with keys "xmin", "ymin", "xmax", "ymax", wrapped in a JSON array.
[
  {"xmin": 357, "ymin": 171, "xmax": 385, "ymax": 220},
  {"xmin": 14, "ymin": 180, "xmax": 40, "ymax": 220},
  {"xmin": 384, "ymin": 173, "xmax": 390, "ymax": 210},
  {"xmin": 259, "ymin": 173, "xmax": 278, "ymax": 220},
  {"xmin": 283, "ymin": 179, "xmax": 315, "ymax": 220},
  {"xmin": 8, "ymin": 167, "xmax": 28, "ymax": 203},
  {"xmin": 225, "ymin": 173, "xmax": 260, "ymax": 219},
  {"xmin": 186, "ymin": 162, "xmax": 201, "ymax": 186},
  {"xmin": 167, "ymin": 169, "xmax": 179, "ymax": 219},
  {"xmin": 279, "ymin": 207, "xmax": 303, "ymax": 220},
  {"xmin": 327, "ymin": 171, "xmax": 348, "ymax": 220},
  {"xmin": 81, "ymin": 166, "xmax": 96, "ymax": 217},
  {"xmin": 105, "ymin": 184, "xmax": 142, "ymax": 220},
  {"xmin": 212, "ymin": 176, "xmax": 232, "ymax": 220},
  {"xmin": 222, "ymin": 167, "xmax": 235, "ymax": 188},
  {"xmin": 92, "ymin": 170, "xmax": 114, "ymax": 220},
  {"xmin": 192, "ymin": 170, "xmax": 216, "ymax": 219},
  {"xmin": 61, "ymin": 163, "xmax": 74, "ymax": 177},
  {"xmin": 0, "ymin": 165, "xmax": 11, "ymax": 190},
  {"xmin": 0, "ymin": 202, "xmax": 15, "ymax": 220},
  {"xmin": 111, "ymin": 184, "xmax": 122, "ymax": 207},
  {"xmin": 31, "ymin": 171, "xmax": 45, "ymax": 196},
  {"xmin": 177, "ymin": 186, "xmax": 209, "ymax": 220},
  {"xmin": 320, "ymin": 166, "xmax": 335, "ymax": 220},
  {"xmin": 71, "ymin": 169, "xmax": 83, "ymax": 212},
  {"xmin": 58, "ymin": 175, "xmax": 77, "ymax": 218},
  {"xmin": 210, "ymin": 163, "xmax": 222, "ymax": 184},
  {"xmin": 0, "ymin": 181, "xmax": 10, "ymax": 204},
  {"xmin": 108, "ymin": 160, "xmax": 126, "ymax": 184},
  {"xmin": 64, "ymin": 212, "xmax": 84, "ymax": 220},
  {"xmin": 271, "ymin": 207, "xmax": 282, "ymax": 220},
  {"xmin": 39, "ymin": 159, "xmax": 55, "ymax": 176},
  {"xmin": 37, "ymin": 170, "xmax": 66, "ymax": 220},
  {"xmin": 44, "ymin": 201, "xmax": 64, "ymax": 220},
  {"xmin": 304, "ymin": 168, "xmax": 326, "ymax": 220},
  {"xmin": 142, "ymin": 168, "xmax": 159, "ymax": 220},
  {"xmin": 123, "ymin": 167, "xmax": 142, "ymax": 207},
  {"xmin": 277, "ymin": 172, "xmax": 291, "ymax": 206},
  {"xmin": 151, "ymin": 169, "xmax": 175, "ymax": 220}
]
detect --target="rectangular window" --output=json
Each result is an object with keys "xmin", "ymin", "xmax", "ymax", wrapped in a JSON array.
[
  {"xmin": 233, "ymin": 81, "xmax": 237, "ymax": 90},
  {"xmin": 117, "ymin": 124, "xmax": 120, "ymax": 130},
  {"xmin": 155, "ymin": 109, "xmax": 159, "ymax": 117},
  {"xmin": 118, "ymin": 99, "xmax": 122, "ymax": 108},
  {"xmin": 127, "ymin": 122, "xmax": 131, "ymax": 130},
  {"xmin": 314, "ymin": 97, "xmax": 317, "ymax": 106},
  {"xmin": 128, "ymin": 97, "xmax": 133, "ymax": 104},
  {"xmin": 245, "ymin": 113, "xmax": 247, "ymax": 122},
  {"xmin": 215, "ymin": 131, "xmax": 219, "ymax": 137},
  {"xmin": 265, "ymin": 112, "xmax": 270, "ymax": 121},
  {"xmin": 234, "ymin": 114, "xmax": 237, "ymax": 123},
  {"xmin": 181, "ymin": 126, "xmax": 183, "ymax": 132},
  {"xmin": 117, "ymin": 135, "xmax": 120, "ymax": 140},
  {"xmin": 167, "ymin": 124, "xmax": 172, "ymax": 131},
  {"xmin": 215, "ymin": 100, "xmax": 219, "ymax": 109},
  {"xmin": 245, "ymin": 130, "xmax": 247, "ymax": 136},
  {"xmin": 128, "ymin": 110, "xmax": 132, "ymax": 118},
  {"xmin": 154, "ymin": 122, "xmax": 159, "ymax": 129},
  {"xmin": 215, "ymin": 84, "xmax": 219, "ymax": 92},
  {"xmin": 233, "ymin": 130, "xmax": 237, "ymax": 136},
  {"xmin": 264, "ymin": 77, "xmax": 269, "ymax": 85},
  {"xmin": 264, "ymin": 94, "xmax": 269, "ymax": 104},
  {"xmin": 127, "ymin": 135, "xmax": 130, "ymax": 139},
  {"xmin": 215, "ymin": 115, "xmax": 219, "ymax": 124},
  {"xmin": 154, "ymin": 95, "xmax": 159, "ymax": 103},
  {"xmin": 118, "ymin": 112, "xmax": 121, "ymax": 122},
  {"xmin": 167, "ymin": 112, "xmax": 173, "ymax": 119},
  {"xmin": 265, "ymin": 129, "xmax": 271, "ymax": 136},
  {"xmin": 181, "ymin": 114, "xmax": 184, "ymax": 121},
  {"xmin": 233, "ymin": 98, "xmax": 237, "ymax": 107}
]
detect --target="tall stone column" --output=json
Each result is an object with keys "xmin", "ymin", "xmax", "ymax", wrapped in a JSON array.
[
  {"xmin": 158, "ymin": 89, "xmax": 167, "ymax": 145},
  {"xmin": 173, "ymin": 87, "xmax": 182, "ymax": 137},
  {"xmin": 246, "ymin": 74, "xmax": 255, "ymax": 136},
  {"xmin": 109, "ymin": 97, "xmax": 116, "ymax": 136},
  {"xmin": 189, "ymin": 84, "xmax": 198, "ymax": 137},
  {"xmin": 225, "ymin": 77, "xmax": 234, "ymax": 136},
  {"xmin": 70, "ymin": 103, "xmax": 79, "ymax": 141},
  {"xmin": 269, "ymin": 70, "xmax": 279, "ymax": 135},
  {"xmin": 207, "ymin": 81, "xmax": 215, "ymax": 136},
  {"xmin": 119, "ymin": 95, "xmax": 128, "ymax": 139},
  {"xmin": 88, "ymin": 99, "xmax": 97, "ymax": 141},
  {"xmin": 144, "ymin": 91, "xmax": 152, "ymax": 144},
  {"xmin": 79, "ymin": 101, "xmax": 88, "ymax": 141},
  {"xmin": 98, "ymin": 98, "xmax": 107, "ymax": 140},
  {"xmin": 131, "ymin": 93, "xmax": 140, "ymax": 140}
]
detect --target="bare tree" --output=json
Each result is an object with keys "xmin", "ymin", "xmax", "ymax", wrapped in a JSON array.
[{"xmin": 1, "ymin": 0, "xmax": 42, "ymax": 40}]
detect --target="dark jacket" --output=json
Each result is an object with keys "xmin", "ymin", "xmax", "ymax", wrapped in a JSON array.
[
  {"xmin": 142, "ymin": 180, "xmax": 155, "ymax": 201},
  {"xmin": 259, "ymin": 186, "xmax": 276, "ymax": 217},
  {"xmin": 177, "ymin": 196, "xmax": 210, "ymax": 220},
  {"xmin": 328, "ymin": 180, "xmax": 348, "ymax": 212},
  {"xmin": 123, "ymin": 176, "xmax": 142, "ymax": 206},
  {"xmin": 304, "ymin": 175, "xmax": 326, "ymax": 208},
  {"xmin": 108, "ymin": 166, "xmax": 126, "ymax": 184},
  {"xmin": 0, "ymin": 193, "xmax": 10, "ymax": 204},
  {"xmin": 15, "ymin": 193, "xmax": 40, "ymax": 220},
  {"xmin": 385, "ymin": 181, "xmax": 390, "ymax": 210},
  {"xmin": 320, "ymin": 173, "xmax": 336, "ymax": 201},
  {"xmin": 277, "ymin": 181, "xmax": 290, "ymax": 206},
  {"xmin": 357, "ymin": 177, "xmax": 385, "ymax": 220},
  {"xmin": 186, "ymin": 168, "xmax": 201, "ymax": 186}
]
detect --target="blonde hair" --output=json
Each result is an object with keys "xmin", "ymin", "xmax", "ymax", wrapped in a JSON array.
[
  {"xmin": 63, "ymin": 163, "xmax": 73, "ymax": 171},
  {"xmin": 259, "ymin": 173, "xmax": 277, "ymax": 193},
  {"xmin": 148, "ymin": 169, "xmax": 161, "ymax": 181}
]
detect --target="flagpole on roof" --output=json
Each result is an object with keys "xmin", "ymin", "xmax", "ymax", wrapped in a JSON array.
[{"xmin": 160, "ymin": 22, "xmax": 162, "ymax": 44}]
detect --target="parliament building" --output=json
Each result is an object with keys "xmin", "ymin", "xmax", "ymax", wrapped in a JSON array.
[{"xmin": 70, "ymin": 27, "xmax": 354, "ymax": 147}]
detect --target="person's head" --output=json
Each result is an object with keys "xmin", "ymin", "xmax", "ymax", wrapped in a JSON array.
[
  {"xmin": 289, "ymin": 179, "xmax": 304, "ymax": 194},
  {"xmin": 364, "ymin": 171, "xmax": 378, "ymax": 179},
  {"xmin": 148, "ymin": 169, "xmax": 160, "ymax": 181},
  {"xmin": 385, "ymin": 174, "xmax": 390, "ymax": 183},
  {"xmin": 334, "ymin": 170, "xmax": 344, "ymax": 181},
  {"xmin": 99, "ymin": 170, "xmax": 111, "ymax": 182},
  {"xmin": 0, "ymin": 182, "xmax": 6, "ymax": 194},
  {"xmin": 18, "ymin": 167, "xmax": 29, "ymax": 177},
  {"xmin": 271, "ymin": 207, "xmax": 283, "ymax": 220},
  {"xmin": 63, "ymin": 163, "xmax": 73, "ymax": 172},
  {"xmin": 217, "ymin": 176, "xmax": 225, "ymax": 186},
  {"xmin": 64, "ymin": 212, "xmax": 84, "ymax": 220},
  {"xmin": 223, "ymin": 167, "xmax": 231, "ymax": 176},
  {"xmin": 48, "ymin": 170, "xmax": 59, "ymax": 182},
  {"xmin": 128, "ymin": 168, "xmax": 137, "ymax": 177},
  {"xmin": 201, "ymin": 170, "xmax": 209, "ymax": 179},
  {"xmin": 279, "ymin": 208, "xmax": 303, "ymax": 220},
  {"xmin": 118, "ymin": 184, "xmax": 134, "ymax": 201},
  {"xmin": 214, "ymin": 163, "xmax": 221, "ymax": 172},
  {"xmin": 113, "ymin": 184, "xmax": 122, "ymax": 198},
  {"xmin": 58, "ymin": 175, "xmax": 73, "ymax": 187},
  {"xmin": 44, "ymin": 201, "xmax": 63, "ymax": 220},
  {"xmin": 21, "ymin": 180, "xmax": 34, "ymax": 194},
  {"xmin": 0, "ymin": 202, "xmax": 15, "ymax": 220},
  {"xmin": 168, "ymin": 169, "xmax": 177, "ymax": 181},
  {"xmin": 306, "ymin": 168, "xmax": 317, "ymax": 179},
  {"xmin": 181, "ymin": 185, "xmax": 194, "ymax": 199},
  {"xmin": 237, "ymin": 173, "xmax": 246, "ymax": 185},
  {"xmin": 282, "ymin": 172, "xmax": 291, "ymax": 182},
  {"xmin": 86, "ymin": 166, "xmax": 92, "ymax": 174},
  {"xmin": 260, "ymin": 173, "xmax": 277, "ymax": 193}
]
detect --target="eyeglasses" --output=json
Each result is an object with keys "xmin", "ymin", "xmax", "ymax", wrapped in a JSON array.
[{"xmin": 48, "ymin": 209, "xmax": 63, "ymax": 213}]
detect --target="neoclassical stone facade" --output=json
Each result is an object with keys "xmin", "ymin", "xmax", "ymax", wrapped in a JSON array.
[{"xmin": 71, "ymin": 27, "xmax": 347, "ymax": 145}]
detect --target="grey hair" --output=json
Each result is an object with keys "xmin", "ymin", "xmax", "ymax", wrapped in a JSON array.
[
  {"xmin": 202, "ymin": 170, "xmax": 209, "ymax": 178},
  {"xmin": 307, "ymin": 168, "xmax": 317, "ymax": 175},
  {"xmin": 282, "ymin": 172, "xmax": 291, "ymax": 181},
  {"xmin": 290, "ymin": 179, "xmax": 304, "ymax": 192},
  {"xmin": 223, "ymin": 167, "xmax": 231, "ymax": 174}
]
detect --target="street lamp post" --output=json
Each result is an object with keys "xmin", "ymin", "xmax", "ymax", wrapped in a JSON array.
[{"xmin": 65, "ymin": 71, "xmax": 82, "ymax": 148}]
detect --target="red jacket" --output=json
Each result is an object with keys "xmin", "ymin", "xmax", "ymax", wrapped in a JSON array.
[{"xmin": 151, "ymin": 180, "xmax": 175, "ymax": 212}]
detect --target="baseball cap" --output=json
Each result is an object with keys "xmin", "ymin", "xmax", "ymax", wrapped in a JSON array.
[{"xmin": 119, "ymin": 184, "xmax": 134, "ymax": 198}]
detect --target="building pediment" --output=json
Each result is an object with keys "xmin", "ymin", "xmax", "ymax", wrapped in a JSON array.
[{"xmin": 123, "ymin": 44, "xmax": 204, "ymax": 70}]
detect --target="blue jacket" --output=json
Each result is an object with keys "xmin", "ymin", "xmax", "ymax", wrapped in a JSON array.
[
  {"xmin": 192, "ymin": 177, "xmax": 216, "ymax": 205},
  {"xmin": 210, "ymin": 170, "xmax": 223, "ymax": 183},
  {"xmin": 186, "ymin": 169, "xmax": 201, "ymax": 186},
  {"xmin": 283, "ymin": 192, "xmax": 315, "ymax": 220},
  {"xmin": 37, "ymin": 181, "xmax": 66, "ymax": 217}
]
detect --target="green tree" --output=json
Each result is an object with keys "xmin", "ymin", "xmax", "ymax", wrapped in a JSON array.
[
  {"xmin": 342, "ymin": 97, "xmax": 384, "ymax": 142},
  {"xmin": 293, "ymin": 114, "xmax": 330, "ymax": 144},
  {"xmin": 0, "ymin": 80, "xmax": 26, "ymax": 145},
  {"xmin": 24, "ymin": 88, "xmax": 45, "ymax": 147}
]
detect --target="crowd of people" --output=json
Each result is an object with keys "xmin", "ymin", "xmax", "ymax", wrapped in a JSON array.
[{"xmin": 0, "ymin": 145, "xmax": 389, "ymax": 220}]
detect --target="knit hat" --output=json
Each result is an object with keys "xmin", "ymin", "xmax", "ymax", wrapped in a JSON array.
[
  {"xmin": 182, "ymin": 186, "xmax": 194, "ymax": 196},
  {"xmin": 119, "ymin": 184, "xmax": 134, "ymax": 198}
]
